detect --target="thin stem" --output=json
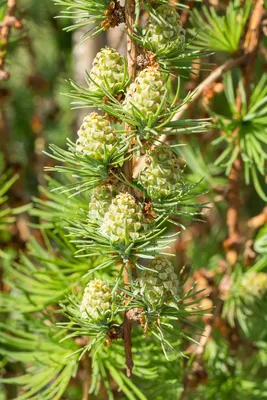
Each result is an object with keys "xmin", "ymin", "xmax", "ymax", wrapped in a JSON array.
[
  {"xmin": 123, "ymin": 261, "xmax": 136, "ymax": 377},
  {"xmin": 122, "ymin": 263, "xmax": 134, "ymax": 377},
  {"xmin": 248, "ymin": 206, "xmax": 267, "ymax": 230},
  {"xmin": 125, "ymin": 0, "xmax": 137, "ymax": 81},
  {"xmin": 82, "ymin": 354, "xmax": 91, "ymax": 400},
  {"xmin": 123, "ymin": 0, "xmax": 137, "ymax": 184},
  {"xmin": 223, "ymin": 153, "xmax": 242, "ymax": 265},
  {"xmin": 243, "ymin": 0, "xmax": 265, "ymax": 99},
  {"xmin": 171, "ymin": 56, "xmax": 246, "ymax": 123},
  {"xmin": 122, "ymin": 0, "xmax": 138, "ymax": 378}
]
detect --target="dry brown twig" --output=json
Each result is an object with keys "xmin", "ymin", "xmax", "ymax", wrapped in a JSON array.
[
  {"xmin": 82, "ymin": 354, "xmax": 91, "ymax": 400},
  {"xmin": 248, "ymin": 207, "xmax": 267, "ymax": 230},
  {"xmin": 0, "ymin": 0, "xmax": 22, "ymax": 81}
]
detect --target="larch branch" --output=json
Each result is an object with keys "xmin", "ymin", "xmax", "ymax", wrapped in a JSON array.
[{"xmin": 122, "ymin": 0, "xmax": 138, "ymax": 378}]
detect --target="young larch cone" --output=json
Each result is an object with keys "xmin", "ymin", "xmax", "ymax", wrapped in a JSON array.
[
  {"xmin": 100, "ymin": 193, "xmax": 145, "ymax": 245},
  {"xmin": 76, "ymin": 113, "xmax": 117, "ymax": 161},
  {"xmin": 89, "ymin": 182, "xmax": 128, "ymax": 223},
  {"xmin": 124, "ymin": 67, "xmax": 166, "ymax": 120},
  {"xmin": 144, "ymin": 4, "xmax": 185, "ymax": 54},
  {"xmin": 89, "ymin": 47, "xmax": 128, "ymax": 94},
  {"xmin": 138, "ymin": 256, "xmax": 179, "ymax": 303},
  {"xmin": 89, "ymin": 184, "xmax": 119, "ymax": 223},
  {"xmin": 139, "ymin": 146, "xmax": 180, "ymax": 199},
  {"xmin": 80, "ymin": 279, "xmax": 112, "ymax": 321}
]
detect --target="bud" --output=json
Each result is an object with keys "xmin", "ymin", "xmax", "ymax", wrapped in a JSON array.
[
  {"xmin": 89, "ymin": 184, "xmax": 119, "ymax": 223},
  {"xmin": 124, "ymin": 67, "xmax": 166, "ymax": 121},
  {"xmin": 139, "ymin": 146, "xmax": 180, "ymax": 199},
  {"xmin": 80, "ymin": 280, "xmax": 112, "ymax": 321},
  {"xmin": 144, "ymin": 5, "xmax": 185, "ymax": 54},
  {"xmin": 76, "ymin": 113, "xmax": 117, "ymax": 162},
  {"xmin": 138, "ymin": 256, "xmax": 179, "ymax": 303},
  {"xmin": 89, "ymin": 182, "xmax": 128, "ymax": 223},
  {"xmin": 100, "ymin": 193, "xmax": 145, "ymax": 245},
  {"xmin": 89, "ymin": 47, "xmax": 128, "ymax": 94}
]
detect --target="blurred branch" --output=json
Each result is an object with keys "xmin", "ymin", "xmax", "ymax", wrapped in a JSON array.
[
  {"xmin": 224, "ymin": 0, "xmax": 264, "ymax": 265},
  {"xmin": 180, "ymin": 0, "xmax": 194, "ymax": 25},
  {"xmin": 171, "ymin": 56, "xmax": 246, "ymax": 123},
  {"xmin": 0, "ymin": 0, "xmax": 22, "ymax": 80},
  {"xmin": 243, "ymin": 0, "xmax": 265, "ymax": 97},
  {"xmin": 82, "ymin": 354, "xmax": 91, "ymax": 400},
  {"xmin": 125, "ymin": 0, "xmax": 137, "ymax": 81},
  {"xmin": 248, "ymin": 207, "xmax": 267, "ymax": 230},
  {"xmin": 180, "ymin": 267, "xmax": 224, "ymax": 398},
  {"xmin": 223, "ymin": 154, "xmax": 242, "ymax": 265}
]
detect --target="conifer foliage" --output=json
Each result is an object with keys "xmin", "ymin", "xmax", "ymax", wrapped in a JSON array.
[{"xmin": 1, "ymin": 0, "xmax": 267, "ymax": 399}]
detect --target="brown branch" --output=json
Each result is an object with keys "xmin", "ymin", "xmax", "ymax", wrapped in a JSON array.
[
  {"xmin": 180, "ymin": 0, "xmax": 194, "ymax": 25},
  {"xmin": 123, "ymin": 265, "xmax": 133, "ymax": 377},
  {"xmin": 180, "ymin": 279, "xmax": 222, "ymax": 398},
  {"xmin": 82, "ymin": 354, "xmax": 91, "ymax": 400},
  {"xmin": 125, "ymin": 0, "xmax": 137, "ymax": 81},
  {"xmin": 0, "ymin": 0, "xmax": 22, "ymax": 81},
  {"xmin": 122, "ymin": 0, "xmax": 138, "ymax": 377},
  {"xmin": 122, "ymin": 262, "xmax": 137, "ymax": 377},
  {"xmin": 223, "ymin": 154, "xmax": 243, "ymax": 265},
  {"xmin": 172, "ymin": 56, "xmax": 246, "ymax": 123},
  {"xmin": 124, "ymin": 0, "xmax": 137, "ymax": 184},
  {"xmin": 243, "ymin": 0, "xmax": 265, "ymax": 97},
  {"xmin": 123, "ymin": 309, "xmax": 134, "ymax": 377},
  {"xmin": 248, "ymin": 206, "xmax": 267, "ymax": 230}
]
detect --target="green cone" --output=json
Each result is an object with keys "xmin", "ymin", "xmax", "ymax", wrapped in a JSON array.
[
  {"xmin": 76, "ymin": 112, "xmax": 117, "ymax": 162},
  {"xmin": 89, "ymin": 47, "xmax": 128, "ymax": 94},
  {"xmin": 89, "ymin": 184, "xmax": 118, "ymax": 223},
  {"xmin": 124, "ymin": 67, "xmax": 166, "ymax": 120},
  {"xmin": 139, "ymin": 146, "xmax": 180, "ymax": 199},
  {"xmin": 143, "ymin": 5, "xmax": 185, "ymax": 54},
  {"xmin": 100, "ymin": 193, "xmax": 145, "ymax": 245},
  {"xmin": 138, "ymin": 256, "xmax": 179, "ymax": 303},
  {"xmin": 80, "ymin": 279, "xmax": 112, "ymax": 321},
  {"xmin": 89, "ymin": 182, "xmax": 128, "ymax": 223}
]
